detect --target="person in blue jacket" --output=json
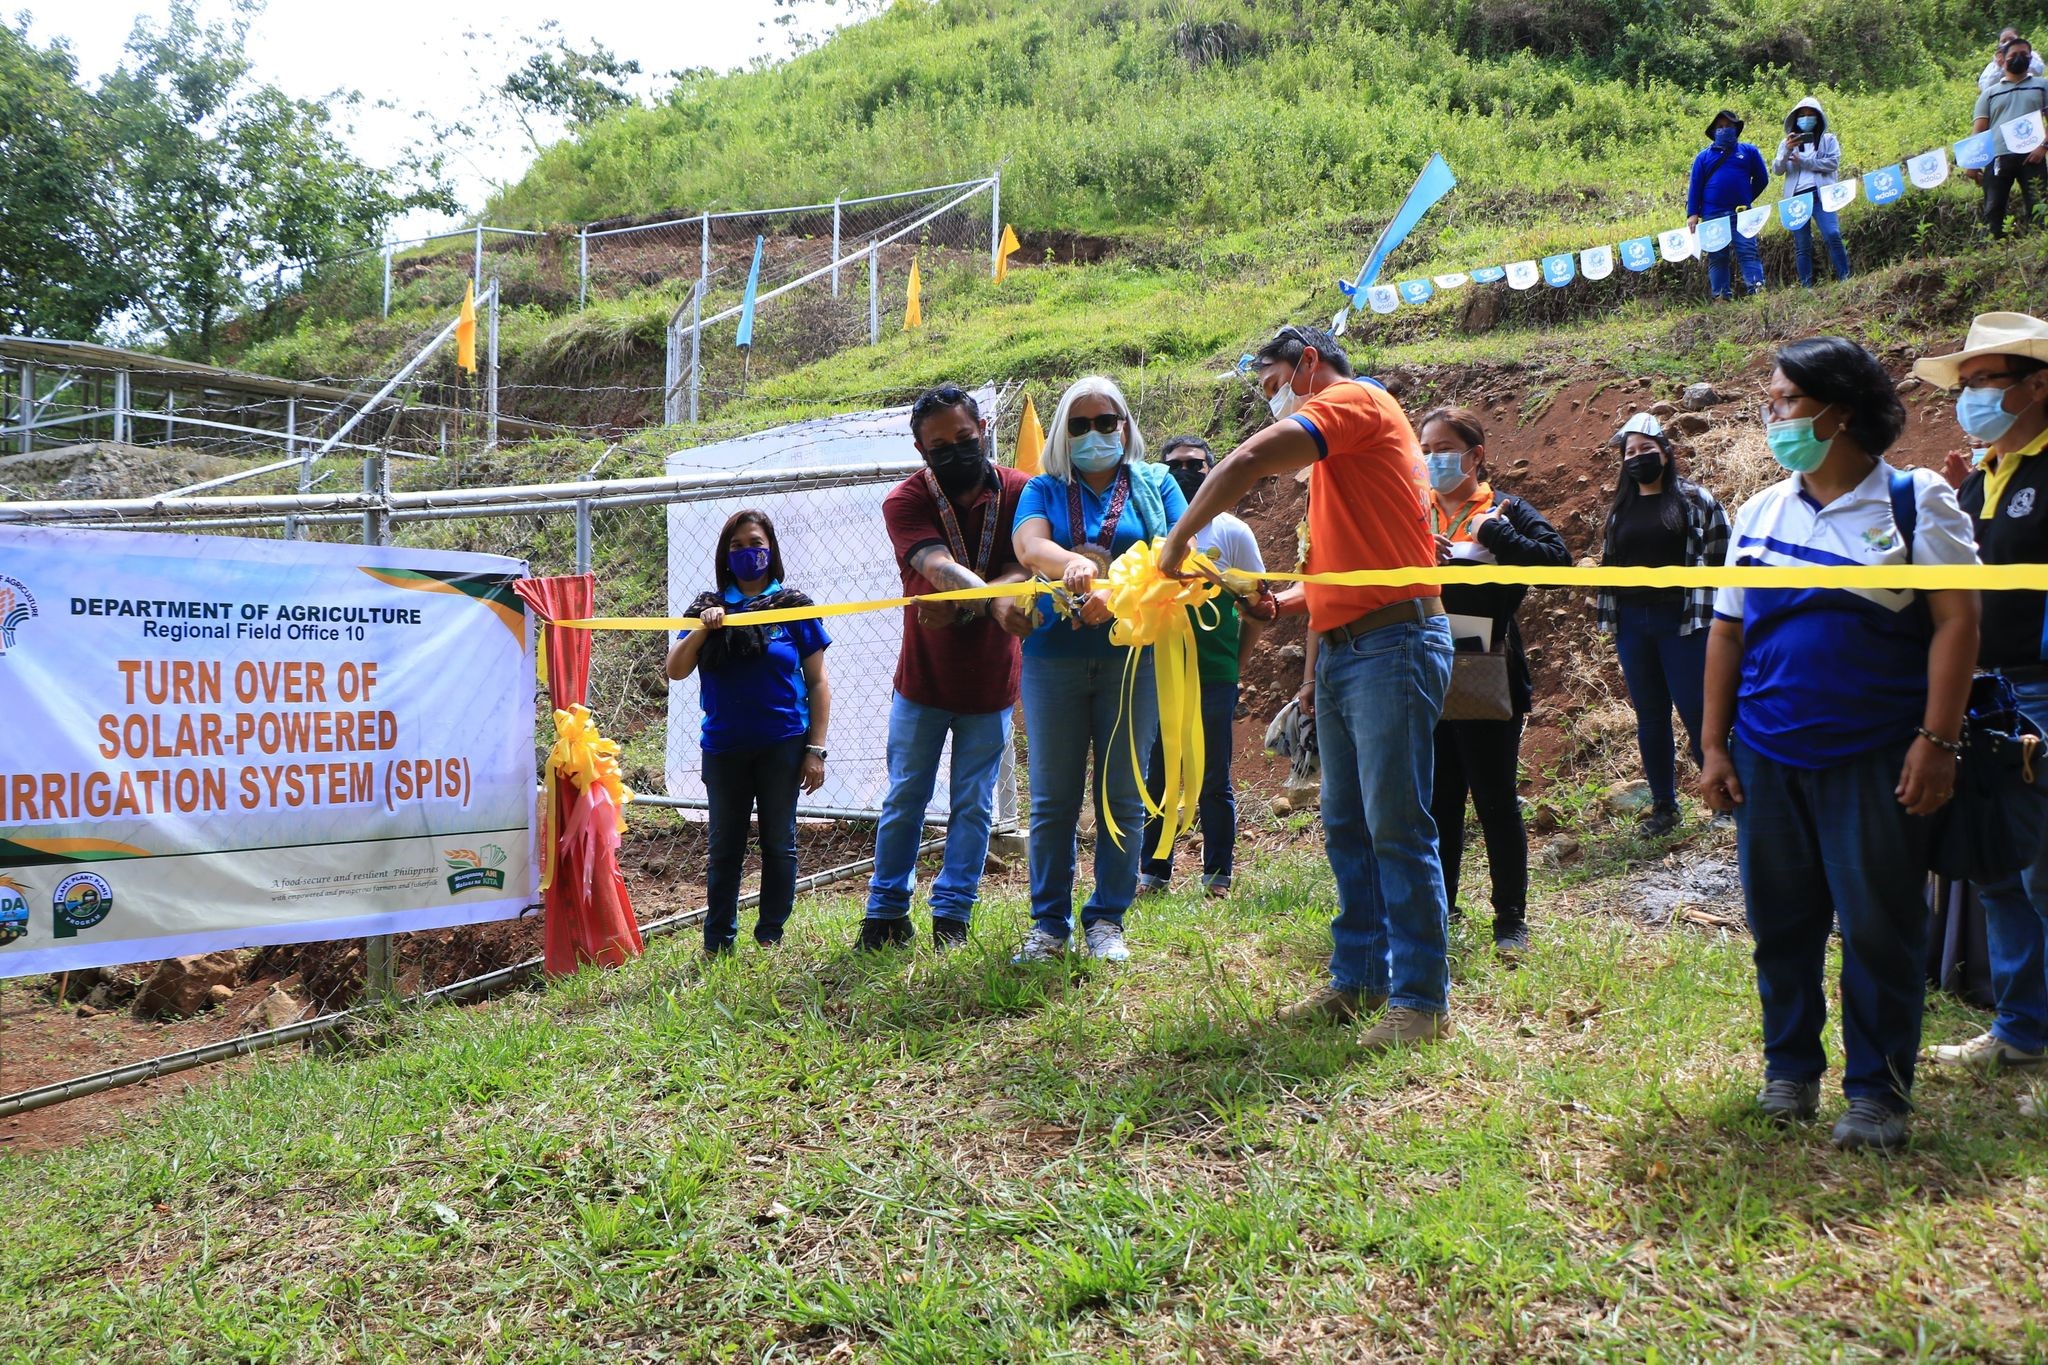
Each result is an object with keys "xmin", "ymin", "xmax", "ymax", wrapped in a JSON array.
[{"xmin": 1687, "ymin": 110, "xmax": 1770, "ymax": 301}]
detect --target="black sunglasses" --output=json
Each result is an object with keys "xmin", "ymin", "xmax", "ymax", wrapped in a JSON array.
[{"xmin": 1066, "ymin": 412, "xmax": 1125, "ymax": 437}]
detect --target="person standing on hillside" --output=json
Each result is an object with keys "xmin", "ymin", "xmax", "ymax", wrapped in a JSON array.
[
  {"xmin": 1968, "ymin": 35, "xmax": 2048, "ymax": 239},
  {"xmin": 1158, "ymin": 325, "xmax": 1455, "ymax": 1054},
  {"xmin": 1687, "ymin": 110, "xmax": 1770, "ymax": 301},
  {"xmin": 856, "ymin": 384, "xmax": 1035, "ymax": 954},
  {"xmin": 1416, "ymin": 406, "xmax": 1571, "ymax": 957},
  {"xmin": 1981, "ymin": 27, "xmax": 2046, "ymax": 92},
  {"xmin": 1136, "ymin": 436, "xmax": 1278, "ymax": 900},
  {"xmin": 1771, "ymin": 98, "xmax": 1852, "ymax": 287},
  {"xmin": 1917, "ymin": 314, "xmax": 2048, "ymax": 1083},
  {"xmin": 1699, "ymin": 337, "xmax": 1979, "ymax": 1152},
  {"xmin": 1598, "ymin": 413, "xmax": 1730, "ymax": 837},
  {"xmin": 1010, "ymin": 376, "xmax": 1186, "ymax": 964}
]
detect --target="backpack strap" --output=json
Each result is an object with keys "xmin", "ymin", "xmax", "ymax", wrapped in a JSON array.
[{"xmin": 1887, "ymin": 465, "xmax": 1918, "ymax": 564}]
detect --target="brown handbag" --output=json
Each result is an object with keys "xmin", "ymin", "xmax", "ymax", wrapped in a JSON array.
[{"xmin": 1442, "ymin": 648, "xmax": 1514, "ymax": 722}]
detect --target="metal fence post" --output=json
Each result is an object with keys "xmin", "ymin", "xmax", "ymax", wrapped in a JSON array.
[
  {"xmin": 473, "ymin": 224, "xmax": 484, "ymax": 292},
  {"xmin": 699, "ymin": 214, "xmax": 710, "ymax": 287},
  {"xmin": 664, "ymin": 311, "xmax": 680, "ymax": 427},
  {"xmin": 868, "ymin": 243, "xmax": 880, "ymax": 345},
  {"xmin": 164, "ymin": 389, "xmax": 176, "ymax": 447},
  {"xmin": 283, "ymin": 398, "xmax": 303, "ymax": 541},
  {"xmin": 361, "ymin": 447, "xmax": 395, "ymax": 1004},
  {"xmin": 688, "ymin": 278, "xmax": 703, "ymax": 424},
  {"xmin": 831, "ymin": 198, "xmax": 842, "ymax": 297},
  {"xmin": 989, "ymin": 171, "xmax": 1002, "ymax": 279},
  {"xmin": 112, "ymin": 368, "xmax": 130, "ymax": 444},
  {"xmin": 575, "ymin": 473, "xmax": 594, "ymax": 577},
  {"xmin": 382, "ymin": 247, "xmax": 393, "ymax": 318},
  {"xmin": 486, "ymin": 279, "xmax": 500, "ymax": 451},
  {"xmin": 578, "ymin": 230, "xmax": 589, "ymax": 310}
]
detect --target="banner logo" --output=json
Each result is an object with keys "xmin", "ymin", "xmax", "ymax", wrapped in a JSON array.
[
  {"xmin": 52, "ymin": 871, "xmax": 113, "ymax": 939},
  {"xmin": 0, "ymin": 574, "xmax": 38, "ymax": 656},
  {"xmin": 445, "ymin": 843, "xmax": 509, "ymax": 895},
  {"xmin": 0, "ymin": 877, "xmax": 28, "ymax": 945}
]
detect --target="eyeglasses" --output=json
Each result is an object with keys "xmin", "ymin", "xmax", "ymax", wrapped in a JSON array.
[
  {"xmin": 1066, "ymin": 413, "xmax": 1125, "ymax": 437},
  {"xmin": 1961, "ymin": 370, "xmax": 2028, "ymax": 391},
  {"xmin": 1759, "ymin": 392, "xmax": 1822, "ymax": 424}
]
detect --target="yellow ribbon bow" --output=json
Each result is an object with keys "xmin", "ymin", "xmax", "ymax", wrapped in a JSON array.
[
  {"xmin": 1100, "ymin": 539, "xmax": 1224, "ymax": 857},
  {"xmin": 539, "ymin": 703, "xmax": 635, "ymax": 890}
]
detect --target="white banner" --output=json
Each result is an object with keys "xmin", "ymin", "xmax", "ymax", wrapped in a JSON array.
[{"xmin": 0, "ymin": 526, "xmax": 536, "ymax": 977}]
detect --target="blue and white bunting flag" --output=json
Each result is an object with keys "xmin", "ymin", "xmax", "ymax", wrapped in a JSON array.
[
  {"xmin": 1620, "ymin": 237, "xmax": 1657, "ymax": 272},
  {"xmin": 1658, "ymin": 227, "xmax": 1696, "ymax": 262},
  {"xmin": 1954, "ymin": 130, "xmax": 1998, "ymax": 171},
  {"xmin": 1736, "ymin": 205, "xmax": 1771, "ymax": 238},
  {"xmin": 1865, "ymin": 165, "xmax": 1905, "ymax": 205},
  {"xmin": 1541, "ymin": 253, "xmax": 1576, "ymax": 286},
  {"xmin": 1819, "ymin": 180, "xmax": 1857, "ymax": 212},
  {"xmin": 2003, "ymin": 110, "xmax": 2047, "ymax": 157},
  {"xmin": 1505, "ymin": 260, "xmax": 1541, "ymax": 290},
  {"xmin": 1398, "ymin": 279, "xmax": 1435, "ymax": 306},
  {"xmin": 1697, "ymin": 216, "xmax": 1733, "ymax": 254},
  {"xmin": 1778, "ymin": 194, "xmax": 1813, "ymax": 232},
  {"xmin": 1470, "ymin": 265, "xmax": 1507, "ymax": 284},
  {"xmin": 1433, "ymin": 272, "xmax": 1470, "ymax": 289},
  {"xmin": 1581, "ymin": 244, "xmax": 1615, "ymax": 280},
  {"xmin": 1367, "ymin": 284, "xmax": 1400, "ymax": 314},
  {"xmin": 1907, "ymin": 147, "xmax": 1949, "ymax": 190}
]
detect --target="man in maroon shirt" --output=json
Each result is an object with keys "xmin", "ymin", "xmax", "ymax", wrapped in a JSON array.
[{"xmin": 858, "ymin": 385, "xmax": 1034, "ymax": 951}]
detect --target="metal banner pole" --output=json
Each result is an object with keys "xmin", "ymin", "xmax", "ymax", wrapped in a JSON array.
[
  {"xmin": 486, "ymin": 278, "xmax": 500, "ymax": 450},
  {"xmin": 360, "ymin": 449, "xmax": 394, "ymax": 1002},
  {"xmin": 831, "ymin": 198, "xmax": 842, "ymax": 297}
]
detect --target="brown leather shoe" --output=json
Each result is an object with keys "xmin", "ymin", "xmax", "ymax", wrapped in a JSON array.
[
  {"xmin": 1277, "ymin": 983, "xmax": 1386, "ymax": 1024},
  {"xmin": 1358, "ymin": 1006, "xmax": 1452, "ymax": 1053}
]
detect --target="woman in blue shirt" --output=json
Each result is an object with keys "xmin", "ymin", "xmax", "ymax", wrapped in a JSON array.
[
  {"xmin": 1698, "ymin": 338, "xmax": 1979, "ymax": 1152},
  {"xmin": 1011, "ymin": 376, "xmax": 1186, "ymax": 964},
  {"xmin": 666, "ymin": 509, "xmax": 832, "ymax": 956}
]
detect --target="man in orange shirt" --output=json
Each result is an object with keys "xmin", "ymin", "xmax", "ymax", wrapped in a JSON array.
[{"xmin": 1158, "ymin": 325, "xmax": 1454, "ymax": 1051}]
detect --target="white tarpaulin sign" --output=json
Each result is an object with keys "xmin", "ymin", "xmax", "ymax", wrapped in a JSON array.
[{"xmin": 0, "ymin": 526, "xmax": 535, "ymax": 977}]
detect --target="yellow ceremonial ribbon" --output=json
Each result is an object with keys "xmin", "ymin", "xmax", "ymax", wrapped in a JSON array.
[
  {"xmin": 1100, "ymin": 541, "xmax": 1224, "ymax": 855},
  {"xmin": 539, "ymin": 703, "xmax": 635, "ymax": 892},
  {"xmin": 1980, "ymin": 428, "xmax": 2048, "ymax": 522}
]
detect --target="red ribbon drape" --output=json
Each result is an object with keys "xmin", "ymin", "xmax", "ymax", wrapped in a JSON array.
[{"xmin": 513, "ymin": 574, "xmax": 644, "ymax": 976}]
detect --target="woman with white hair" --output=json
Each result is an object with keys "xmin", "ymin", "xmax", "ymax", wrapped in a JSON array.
[{"xmin": 1009, "ymin": 376, "xmax": 1187, "ymax": 962}]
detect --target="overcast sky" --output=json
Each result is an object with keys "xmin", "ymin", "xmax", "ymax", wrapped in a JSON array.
[{"xmin": 23, "ymin": 0, "xmax": 851, "ymax": 236}]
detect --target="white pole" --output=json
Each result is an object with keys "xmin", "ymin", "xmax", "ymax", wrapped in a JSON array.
[
  {"xmin": 486, "ymin": 277, "xmax": 500, "ymax": 451},
  {"xmin": 578, "ymin": 230, "xmax": 589, "ymax": 309},
  {"xmin": 112, "ymin": 369, "xmax": 130, "ymax": 444},
  {"xmin": 664, "ymin": 313, "xmax": 679, "ymax": 427},
  {"xmin": 361, "ymin": 449, "xmax": 394, "ymax": 1004},
  {"xmin": 164, "ymin": 389, "xmax": 176, "ymax": 447},
  {"xmin": 831, "ymin": 198, "xmax": 842, "ymax": 297},
  {"xmin": 699, "ymin": 214, "xmax": 710, "ymax": 286},
  {"xmin": 382, "ymin": 247, "xmax": 393, "ymax": 318},
  {"xmin": 312, "ymin": 282, "xmax": 487, "ymax": 461},
  {"xmin": 989, "ymin": 172, "xmax": 1001, "ymax": 279},
  {"xmin": 473, "ymin": 224, "xmax": 484, "ymax": 292},
  {"xmin": 868, "ymin": 243, "xmax": 880, "ymax": 345},
  {"xmin": 688, "ymin": 279, "xmax": 703, "ymax": 424},
  {"xmin": 285, "ymin": 398, "xmax": 302, "ymax": 540}
]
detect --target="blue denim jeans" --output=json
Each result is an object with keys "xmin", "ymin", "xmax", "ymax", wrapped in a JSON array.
[
  {"xmin": 702, "ymin": 736, "xmax": 806, "ymax": 951},
  {"xmin": 1020, "ymin": 651, "xmax": 1157, "ymax": 939},
  {"xmin": 1733, "ymin": 736, "xmax": 1933, "ymax": 1110},
  {"xmin": 1976, "ymin": 677, "xmax": 2048, "ymax": 1053},
  {"xmin": 1316, "ymin": 617, "xmax": 1455, "ymax": 1013},
  {"xmin": 1706, "ymin": 231, "xmax": 1764, "ymax": 299},
  {"xmin": 1613, "ymin": 598, "xmax": 1709, "ymax": 808},
  {"xmin": 1790, "ymin": 199, "xmax": 1851, "ymax": 286},
  {"xmin": 865, "ymin": 693, "xmax": 1012, "ymax": 926},
  {"xmin": 1142, "ymin": 681, "xmax": 1240, "ymax": 886}
]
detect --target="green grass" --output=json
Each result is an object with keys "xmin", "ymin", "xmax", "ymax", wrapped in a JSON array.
[{"xmin": 4, "ymin": 841, "xmax": 2044, "ymax": 1360}]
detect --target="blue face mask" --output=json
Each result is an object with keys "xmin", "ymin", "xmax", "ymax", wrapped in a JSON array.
[
  {"xmin": 1070, "ymin": 431, "xmax": 1125, "ymax": 473},
  {"xmin": 1795, "ymin": 115, "xmax": 1818, "ymax": 133},
  {"xmin": 1765, "ymin": 416, "xmax": 1835, "ymax": 474},
  {"xmin": 727, "ymin": 545, "xmax": 773, "ymax": 582},
  {"xmin": 1425, "ymin": 452, "xmax": 1469, "ymax": 493},
  {"xmin": 1713, "ymin": 126, "xmax": 1738, "ymax": 149},
  {"xmin": 1957, "ymin": 384, "xmax": 2022, "ymax": 444}
]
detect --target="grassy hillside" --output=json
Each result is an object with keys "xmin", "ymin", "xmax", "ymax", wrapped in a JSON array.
[{"xmin": 4, "ymin": 842, "xmax": 2044, "ymax": 1360}]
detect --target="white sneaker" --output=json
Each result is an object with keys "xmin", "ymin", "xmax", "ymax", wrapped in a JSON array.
[
  {"xmin": 1083, "ymin": 922, "xmax": 1129, "ymax": 962},
  {"xmin": 1011, "ymin": 927, "xmax": 1068, "ymax": 964},
  {"xmin": 1926, "ymin": 1030, "xmax": 2047, "ymax": 1070}
]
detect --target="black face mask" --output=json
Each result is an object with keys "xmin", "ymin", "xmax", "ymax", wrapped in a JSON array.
[
  {"xmin": 924, "ymin": 436, "xmax": 990, "ymax": 501},
  {"xmin": 1624, "ymin": 451, "xmax": 1666, "ymax": 485},
  {"xmin": 1169, "ymin": 464, "xmax": 1207, "ymax": 500},
  {"xmin": 2009, "ymin": 51, "xmax": 2034, "ymax": 75}
]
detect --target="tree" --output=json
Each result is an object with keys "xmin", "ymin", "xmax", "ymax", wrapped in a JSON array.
[
  {"xmin": 98, "ymin": 3, "xmax": 452, "ymax": 357},
  {"xmin": 498, "ymin": 22, "xmax": 642, "ymax": 152},
  {"xmin": 0, "ymin": 22, "xmax": 129, "ymax": 338}
]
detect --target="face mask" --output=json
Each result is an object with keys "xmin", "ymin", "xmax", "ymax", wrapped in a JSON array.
[
  {"xmin": 1069, "ymin": 431, "xmax": 1125, "ymax": 473},
  {"xmin": 1266, "ymin": 355, "xmax": 1311, "ymax": 421},
  {"xmin": 1624, "ymin": 451, "xmax": 1665, "ymax": 485},
  {"xmin": 1169, "ymin": 464, "xmax": 1206, "ymax": 500},
  {"xmin": 727, "ymin": 545, "xmax": 773, "ymax": 582},
  {"xmin": 1958, "ymin": 384, "xmax": 2025, "ymax": 444},
  {"xmin": 924, "ymin": 436, "xmax": 990, "ymax": 501},
  {"xmin": 2009, "ymin": 52, "xmax": 2033, "ymax": 75},
  {"xmin": 1765, "ymin": 416, "xmax": 1835, "ymax": 474},
  {"xmin": 1425, "ymin": 452, "xmax": 1469, "ymax": 493},
  {"xmin": 1712, "ymin": 126, "xmax": 1738, "ymax": 149},
  {"xmin": 1795, "ymin": 115, "xmax": 1818, "ymax": 132}
]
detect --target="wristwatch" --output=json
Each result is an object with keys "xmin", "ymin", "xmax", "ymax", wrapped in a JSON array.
[{"xmin": 805, "ymin": 745, "xmax": 829, "ymax": 760}]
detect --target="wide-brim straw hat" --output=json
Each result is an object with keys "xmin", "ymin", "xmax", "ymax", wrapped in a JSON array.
[{"xmin": 1912, "ymin": 312, "xmax": 2048, "ymax": 390}]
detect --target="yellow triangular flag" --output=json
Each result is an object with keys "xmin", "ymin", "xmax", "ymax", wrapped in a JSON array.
[
  {"xmin": 904, "ymin": 258, "xmax": 923, "ymax": 330},
  {"xmin": 995, "ymin": 223, "xmax": 1021, "ymax": 283},
  {"xmin": 1015, "ymin": 394, "xmax": 1044, "ymax": 475},
  {"xmin": 456, "ymin": 280, "xmax": 478, "ymax": 376}
]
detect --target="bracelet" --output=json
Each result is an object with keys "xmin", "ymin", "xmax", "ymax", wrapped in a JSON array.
[{"xmin": 1915, "ymin": 727, "xmax": 1963, "ymax": 756}]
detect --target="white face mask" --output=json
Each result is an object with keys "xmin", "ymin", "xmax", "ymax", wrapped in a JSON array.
[{"xmin": 1268, "ymin": 384, "xmax": 1305, "ymax": 421}]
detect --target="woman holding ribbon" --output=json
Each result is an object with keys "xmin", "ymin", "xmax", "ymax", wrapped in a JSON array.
[
  {"xmin": 1010, "ymin": 376, "xmax": 1187, "ymax": 963},
  {"xmin": 665, "ymin": 509, "xmax": 832, "ymax": 957},
  {"xmin": 1597, "ymin": 413, "xmax": 1729, "ymax": 836},
  {"xmin": 1698, "ymin": 336, "xmax": 1979, "ymax": 1151},
  {"xmin": 1417, "ymin": 407, "xmax": 1570, "ymax": 956}
]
